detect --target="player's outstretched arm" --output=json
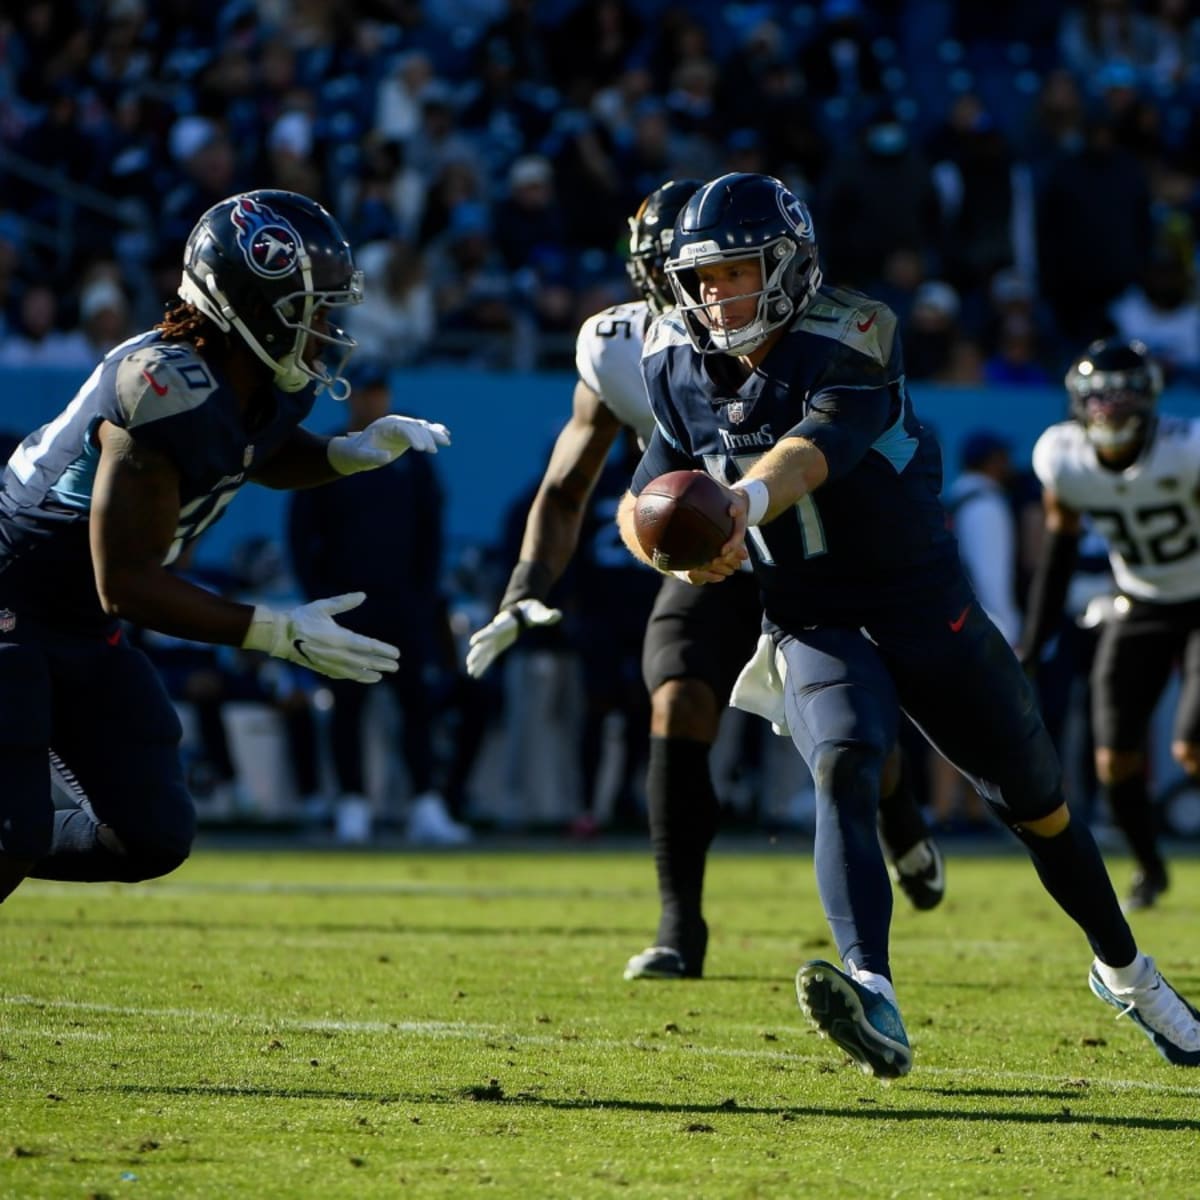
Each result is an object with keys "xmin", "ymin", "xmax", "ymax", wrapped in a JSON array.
[
  {"xmin": 466, "ymin": 380, "xmax": 619, "ymax": 679},
  {"xmin": 251, "ymin": 418, "xmax": 451, "ymax": 489},
  {"xmin": 90, "ymin": 423, "xmax": 399, "ymax": 683},
  {"xmin": 1017, "ymin": 488, "xmax": 1082, "ymax": 670}
]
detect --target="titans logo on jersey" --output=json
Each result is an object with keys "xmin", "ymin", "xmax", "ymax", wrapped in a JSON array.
[
  {"xmin": 1033, "ymin": 415, "xmax": 1200, "ymax": 604},
  {"xmin": 0, "ymin": 332, "xmax": 315, "ymax": 631},
  {"xmin": 634, "ymin": 285, "xmax": 961, "ymax": 628}
]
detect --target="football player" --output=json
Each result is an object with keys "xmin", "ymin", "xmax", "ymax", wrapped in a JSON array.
[
  {"xmin": 467, "ymin": 179, "xmax": 944, "ymax": 983},
  {"xmin": 0, "ymin": 189, "xmax": 449, "ymax": 902},
  {"xmin": 1020, "ymin": 339, "xmax": 1200, "ymax": 911},
  {"xmin": 617, "ymin": 172, "xmax": 1200, "ymax": 1075}
]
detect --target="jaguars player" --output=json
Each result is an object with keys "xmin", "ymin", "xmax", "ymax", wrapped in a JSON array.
[
  {"xmin": 1021, "ymin": 339, "xmax": 1200, "ymax": 912},
  {"xmin": 467, "ymin": 179, "xmax": 944, "ymax": 984},
  {"xmin": 0, "ymin": 189, "xmax": 449, "ymax": 903},
  {"xmin": 618, "ymin": 172, "xmax": 1200, "ymax": 1075}
]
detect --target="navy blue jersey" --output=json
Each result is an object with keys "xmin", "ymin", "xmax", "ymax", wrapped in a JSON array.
[
  {"xmin": 633, "ymin": 285, "xmax": 963, "ymax": 629},
  {"xmin": 0, "ymin": 331, "xmax": 315, "ymax": 632}
]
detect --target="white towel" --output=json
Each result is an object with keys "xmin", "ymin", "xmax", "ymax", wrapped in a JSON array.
[{"xmin": 729, "ymin": 633, "xmax": 790, "ymax": 737}]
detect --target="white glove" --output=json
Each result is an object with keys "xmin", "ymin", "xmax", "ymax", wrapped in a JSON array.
[
  {"xmin": 242, "ymin": 592, "xmax": 400, "ymax": 683},
  {"xmin": 465, "ymin": 600, "xmax": 562, "ymax": 678},
  {"xmin": 327, "ymin": 415, "xmax": 451, "ymax": 475}
]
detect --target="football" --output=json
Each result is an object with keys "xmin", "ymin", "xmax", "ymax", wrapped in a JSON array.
[{"xmin": 634, "ymin": 470, "xmax": 735, "ymax": 571}]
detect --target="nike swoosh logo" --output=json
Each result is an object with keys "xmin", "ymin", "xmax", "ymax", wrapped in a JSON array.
[
  {"xmin": 105, "ymin": 628, "xmax": 122, "ymax": 646},
  {"xmin": 856, "ymin": 312, "xmax": 877, "ymax": 333},
  {"xmin": 141, "ymin": 369, "xmax": 168, "ymax": 396},
  {"xmin": 949, "ymin": 604, "xmax": 971, "ymax": 633},
  {"xmin": 292, "ymin": 637, "xmax": 314, "ymax": 663}
]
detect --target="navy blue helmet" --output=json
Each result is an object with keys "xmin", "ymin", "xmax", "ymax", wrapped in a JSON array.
[
  {"xmin": 665, "ymin": 173, "xmax": 822, "ymax": 355},
  {"xmin": 626, "ymin": 178, "xmax": 702, "ymax": 315},
  {"xmin": 1066, "ymin": 338, "xmax": 1162, "ymax": 457},
  {"xmin": 179, "ymin": 189, "xmax": 363, "ymax": 399}
]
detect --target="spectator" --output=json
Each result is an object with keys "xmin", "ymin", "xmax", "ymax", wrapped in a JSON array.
[
  {"xmin": 903, "ymin": 281, "xmax": 962, "ymax": 380},
  {"xmin": 287, "ymin": 362, "xmax": 469, "ymax": 846},
  {"xmin": 1036, "ymin": 116, "xmax": 1152, "ymax": 345},
  {"xmin": 78, "ymin": 275, "xmax": 133, "ymax": 359},
  {"xmin": 0, "ymin": 284, "xmax": 91, "ymax": 369},
  {"xmin": 816, "ymin": 108, "xmax": 941, "ymax": 289},
  {"xmin": 345, "ymin": 238, "xmax": 436, "ymax": 368},
  {"xmin": 798, "ymin": 0, "xmax": 886, "ymax": 100},
  {"xmin": 927, "ymin": 93, "xmax": 1015, "ymax": 296},
  {"xmin": 984, "ymin": 313, "xmax": 1052, "ymax": 385},
  {"xmin": 426, "ymin": 202, "xmax": 525, "ymax": 362},
  {"xmin": 1108, "ymin": 249, "xmax": 1200, "ymax": 383}
]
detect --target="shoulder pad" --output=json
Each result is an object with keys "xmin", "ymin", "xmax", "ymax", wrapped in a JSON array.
[
  {"xmin": 642, "ymin": 312, "xmax": 690, "ymax": 361},
  {"xmin": 798, "ymin": 287, "xmax": 897, "ymax": 367},
  {"xmin": 114, "ymin": 344, "xmax": 220, "ymax": 428}
]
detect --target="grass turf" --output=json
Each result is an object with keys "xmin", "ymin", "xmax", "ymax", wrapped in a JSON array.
[{"xmin": 1, "ymin": 843, "xmax": 1198, "ymax": 1199}]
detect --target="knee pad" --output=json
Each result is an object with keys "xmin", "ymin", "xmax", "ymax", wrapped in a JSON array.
[
  {"xmin": 810, "ymin": 740, "xmax": 886, "ymax": 814},
  {"xmin": 108, "ymin": 791, "xmax": 196, "ymax": 882}
]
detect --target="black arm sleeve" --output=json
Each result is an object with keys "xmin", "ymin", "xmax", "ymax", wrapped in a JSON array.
[
  {"xmin": 1018, "ymin": 527, "xmax": 1080, "ymax": 664},
  {"xmin": 499, "ymin": 560, "xmax": 555, "ymax": 610}
]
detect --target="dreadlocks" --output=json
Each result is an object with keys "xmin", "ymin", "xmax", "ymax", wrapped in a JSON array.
[{"xmin": 156, "ymin": 301, "xmax": 218, "ymax": 348}]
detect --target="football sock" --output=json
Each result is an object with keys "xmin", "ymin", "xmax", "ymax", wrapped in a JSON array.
[
  {"xmin": 1015, "ymin": 817, "xmax": 1137, "ymax": 967},
  {"xmin": 877, "ymin": 754, "xmax": 928, "ymax": 859},
  {"xmin": 849, "ymin": 963, "xmax": 898, "ymax": 1006},
  {"xmin": 1095, "ymin": 953, "xmax": 1153, "ymax": 990},
  {"xmin": 1103, "ymin": 774, "xmax": 1166, "ymax": 879},
  {"xmin": 647, "ymin": 735, "xmax": 718, "ymax": 952},
  {"xmin": 811, "ymin": 742, "xmax": 893, "ymax": 981}
]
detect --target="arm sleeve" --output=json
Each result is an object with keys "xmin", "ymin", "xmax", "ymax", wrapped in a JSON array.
[
  {"xmin": 1018, "ymin": 527, "xmax": 1080, "ymax": 664},
  {"xmin": 783, "ymin": 385, "xmax": 892, "ymax": 482}
]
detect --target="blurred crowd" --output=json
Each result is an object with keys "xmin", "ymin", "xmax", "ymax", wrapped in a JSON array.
[{"xmin": 0, "ymin": 0, "xmax": 1198, "ymax": 378}]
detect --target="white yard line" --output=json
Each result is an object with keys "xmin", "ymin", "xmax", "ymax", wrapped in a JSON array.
[{"xmin": 5, "ymin": 993, "xmax": 1200, "ymax": 1099}]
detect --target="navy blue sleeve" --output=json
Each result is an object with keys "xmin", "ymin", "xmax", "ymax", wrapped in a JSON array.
[
  {"xmin": 784, "ymin": 386, "xmax": 892, "ymax": 482},
  {"xmin": 631, "ymin": 425, "xmax": 693, "ymax": 494}
]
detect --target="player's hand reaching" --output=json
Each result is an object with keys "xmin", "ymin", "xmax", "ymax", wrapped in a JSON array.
[
  {"xmin": 466, "ymin": 600, "xmax": 562, "ymax": 678},
  {"xmin": 242, "ymin": 592, "xmax": 400, "ymax": 683},
  {"xmin": 327, "ymin": 415, "xmax": 451, "ymax": 475}
]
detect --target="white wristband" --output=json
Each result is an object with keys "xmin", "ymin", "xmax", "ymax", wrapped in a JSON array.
[{"xmin": 732, "ymin": 478, "xmax": 769, "ymax": 526}]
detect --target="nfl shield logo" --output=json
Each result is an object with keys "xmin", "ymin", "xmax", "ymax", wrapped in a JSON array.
[
  {"xmin": 0, "ymin": 609, "xmax": 16, "ymax": 633},
  {"xmin": 727, "ymin": 401, "xmax": 745, "ymax": 424}
]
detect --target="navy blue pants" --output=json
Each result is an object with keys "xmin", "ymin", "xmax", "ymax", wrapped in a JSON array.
[
  {"xmin": 0, "ymin": 625, "xmax": 195, "ymax": 882},
  {"xmin": 778, "ymin": 583, "xmax": 1063, "ymax": 976}
]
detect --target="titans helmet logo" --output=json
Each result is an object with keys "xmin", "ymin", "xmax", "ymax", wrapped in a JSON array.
[
  {"xmin": 231, "ymin": 196, "xmax": 302, "ymax": 279},
  {"xmin": 777, "ymin": 190, "xmax": 813, "ymax": 240}
]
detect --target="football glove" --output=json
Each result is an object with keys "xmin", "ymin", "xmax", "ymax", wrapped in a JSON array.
[
  {"xmin": 242, "ymin": 592, "xmax": 400, "ymax": 683},
  {"xmin": 327, "ymin": 415, "xmax": 451, "ymax": 475},
  {"xmin": 465, "ymin": 600, "xmax": 562, "ymax": 679}
]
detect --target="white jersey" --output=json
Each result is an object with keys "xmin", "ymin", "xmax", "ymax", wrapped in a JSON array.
[
  {"xmin": 1033, "ymin": 416, "xmax": 1200, "ymax": 603},
  {"xmin": 574, "ymin": 301, "xmax": 655, "ymax": 444}
]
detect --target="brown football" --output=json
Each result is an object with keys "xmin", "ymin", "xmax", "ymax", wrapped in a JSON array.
[{"xmin": 634, "ymin": 470, "xmax": 735, "ymax": 571}]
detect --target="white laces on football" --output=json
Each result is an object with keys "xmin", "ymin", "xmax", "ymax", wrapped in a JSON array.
[{"xmin": 1110, "ymin": 969, "xmax": 1200, "ymax": 1050}]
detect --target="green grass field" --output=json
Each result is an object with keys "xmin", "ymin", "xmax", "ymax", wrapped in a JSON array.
[{"xmin": 2, "ymin": 843, "xmax": 1198, "ymax": 1199}]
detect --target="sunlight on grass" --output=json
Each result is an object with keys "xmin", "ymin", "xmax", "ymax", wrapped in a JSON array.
[{"xmin": 2, "ymin": 848, "xmax": 1198, "ymax": 1198}]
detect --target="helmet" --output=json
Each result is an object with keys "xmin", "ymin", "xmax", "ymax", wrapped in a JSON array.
[
  {"xmin": 626, "ymin": 178, "xmax": 702, "ymax": 315},
  {"xmin": 664, "ymin": 173, "xmax": 822, "ymax": 355},
  {"xmin": 1066, "ymin": 338, "xmax": 1162, "ymax": 458},
  {"xmin": 178, "ymin": 190, "xmax": 364, "ymax": 399}
]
